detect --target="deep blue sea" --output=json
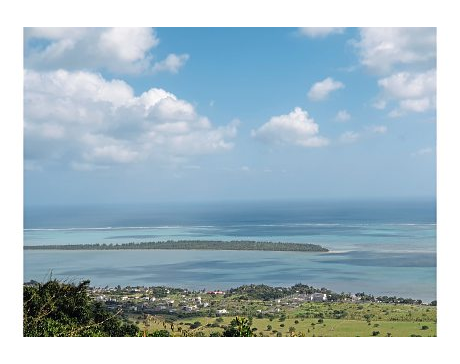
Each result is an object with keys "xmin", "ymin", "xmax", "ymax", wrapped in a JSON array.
[{"xmin": 23, "ymin": 199, "xmax": 436, "ymax": 302}]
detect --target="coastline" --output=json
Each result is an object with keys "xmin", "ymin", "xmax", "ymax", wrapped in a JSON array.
[{"xmin": 24, "ymin": 246, "xmax": 436, "ymax": 302}]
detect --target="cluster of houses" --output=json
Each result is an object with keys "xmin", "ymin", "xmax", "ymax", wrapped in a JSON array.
[
  {"xmin": 88, "ymin": 286, "xmax": 229, "ymax": 315},
  {"xmin": 206, "ymin": 290, "xmax": 225, "ymax": 295},
  {"xmin": 87, "ymin": 285, "xmax": 364, "ymax": 319},
  {"xmin": 181, "ymin": 296, "xmax": 211, "ymax": 312},
  {"xmin": 288, "ymin": 293, "xmax": 328, "ymax": 302}
]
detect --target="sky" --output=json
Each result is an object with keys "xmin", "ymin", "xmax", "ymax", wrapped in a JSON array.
[{"xmin": 23, "ymin": 27, "xmax": 436, "ymax": 205}]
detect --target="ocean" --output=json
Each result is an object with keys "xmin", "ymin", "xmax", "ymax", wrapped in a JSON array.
[{"xmin": 23, "ymin": 199, "xmax": 436, "ymax": 302}]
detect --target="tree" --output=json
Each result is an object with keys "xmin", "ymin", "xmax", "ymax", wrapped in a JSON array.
[
  {"xmin": 222, "ymin": 317, "xmax": 253, "ymax": 337},
  {"xmin": 148, "ymin": 330, "xmax": 170, "ymax": 337},
  {"xmin": 190, "ymin": 321, "xmax": 202, "ymax": 329},
  {"xmin": 24, "ymin": 279, "xmax": 138, "ymax": 337},
  {"xmin": 267, "ymin": 324, "xmax": 272, "ymax": 331}
]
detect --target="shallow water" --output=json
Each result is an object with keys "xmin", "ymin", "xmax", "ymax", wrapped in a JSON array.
[{"xmin": 23, "ymin": 200, "xmax": 436, "ymax": 301}]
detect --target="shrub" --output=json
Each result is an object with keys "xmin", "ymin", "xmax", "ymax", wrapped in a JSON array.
[
  {"xmin": 149, "ymin": 330, "xmax": 170, "ymax": 337},
  {"xmin": 23, "ymin": 279, "xmax": 138, "ymax": 337},
  {"xmin": 190, "ymin": 321, "xmax": 202, "ymax": 329},
  {"xmin": 222, "ymin": 317, "xmax": 253, "ymax": 337}
]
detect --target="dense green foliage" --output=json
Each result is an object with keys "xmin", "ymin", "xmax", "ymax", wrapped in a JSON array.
[
  {"xmin": 222, "ymin": 317, "xmax": 254, "ymax": 337},
  {"xmin": 145, "ymin": 330, "xmax": 170, "ymax": 337},
  {"xmin": 227, "ymin": 283, "xmax": 329, "ymax": 301},
  {"xmin": 24, "ymin": 240, "xmax": 328, "ymax": 252},
  {"xmin": 23, "ymin": 280, "xmax": 139, "ymax": 337},
  {"xmin": 355, "ymin": 292, "xmax": 423, "ymax": 305}
]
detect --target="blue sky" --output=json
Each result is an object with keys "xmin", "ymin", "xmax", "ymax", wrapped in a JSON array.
[{"xmin": 23, "ymin": 27, "xmax": 436, "ymax": 205}]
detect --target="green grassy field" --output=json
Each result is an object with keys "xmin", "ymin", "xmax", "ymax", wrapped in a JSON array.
[
  {"xmin": 132, "ymin": 301, "xmax": 436, "ymax": 337},
  {"xmin": 136, "ymin": 316, "xmax": 435, "ymax": 337}
]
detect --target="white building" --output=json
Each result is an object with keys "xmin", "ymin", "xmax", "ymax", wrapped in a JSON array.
[
  {"xmin": 182, "ymin": 305, "xmax": 198, "ymax": 312},
  {"xmin": 310, "ymin": 293, "xmax": 327, "ymax": 302}
]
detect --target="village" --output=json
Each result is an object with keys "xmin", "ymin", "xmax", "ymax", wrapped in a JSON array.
[
  {"xmin": 83, "ymin": 283, "xmax": 436, "ymax": 337},
  {"xmin": 88, "ymin": 284, "xmax": 366, "ymax": 319},
  {"xmin": 90, "ymin": 287, "xmax": 334, "ymax": 317}
]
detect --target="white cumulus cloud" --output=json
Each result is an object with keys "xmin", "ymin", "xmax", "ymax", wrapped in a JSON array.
[
  {"xmin": 354, "ymin": 27, "xmax": 436, "ymax": 74},
  {"xmin": 400, "ymin": 98, "xmax": 432, "ymax": 113},
  {"xmin": 335, "ymin": 110, "xmax": 351, "ymax": 122},
  {"xmin": 378, "ymin": 69, "xmax": 436, "ymax": 99},
  {"xmin": 339, "ymin": 125, "xmax": 387, "ymax": 144},
  {"xmin": 377, "ymin": 69, "xmax": 436, "ymax": 115},
  {"xmin": 152, "ymin": 53, "xmax": 190, "ymax": 74},
  {"xmin": 99, "ymin": 28, "xmax": 157, "ymax": 62},
  {"xmin": 25, "ymin": 27, "xmax": 160, "ymax": 74},
  {"xmin": 25, "ymin": 27, "xmax": 89, "ymax": 40},
  {"xmin": 308, "ymin": 77, "xmax": 344, "ymax": 101},
  {"xmin": 24, "ymin": 69, "xmax": 238, "ymax": 169},
  {"xmin": 251, "ymin": 107, "xmax": 329, "ymax": 147},
  {"xmin": 298, "ymin": 27, "xmax": 345, "ymax": 38},
  {"xmin": 339, "ymin": 131, "xmax": 360, "ymax": 144},
  {"xmin": 354, "ymin": 28, "xmax": 436, "ymax": 119}
]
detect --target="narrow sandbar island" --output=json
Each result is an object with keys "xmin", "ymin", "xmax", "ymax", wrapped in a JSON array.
[{"xmin": 24, "ymin": 240, "xmax": 329, "ymax": 252}]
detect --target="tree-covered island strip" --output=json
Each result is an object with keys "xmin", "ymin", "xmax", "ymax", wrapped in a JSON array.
[{"xmin": 24, "ymin": 240, "xmax": 329, "ymax": 252}]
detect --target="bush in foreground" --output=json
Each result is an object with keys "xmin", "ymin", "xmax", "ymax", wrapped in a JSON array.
[
  {"xmin": 23, "ymin": 279, "xmax": 138, "ymax": 337},
  {"xmin": 222, "ymin": 317, "xmax": 254, "ymax": 337}
]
